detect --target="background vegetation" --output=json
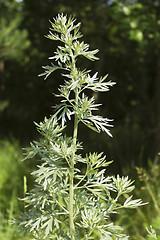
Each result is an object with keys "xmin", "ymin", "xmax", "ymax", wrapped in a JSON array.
[{"xmin": 0, "ymin": 0, "xmax": 160, "ymax": 239}]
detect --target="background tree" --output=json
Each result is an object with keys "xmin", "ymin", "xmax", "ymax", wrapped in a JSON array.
[{"xmin": 0, "ymin": 0, "xmax": 30, "ymax": 137}]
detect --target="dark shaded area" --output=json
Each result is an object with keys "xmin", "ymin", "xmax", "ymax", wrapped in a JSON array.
[{"xmin": 1, "ymin": 0, "xmax": 160, "ymax": 174}]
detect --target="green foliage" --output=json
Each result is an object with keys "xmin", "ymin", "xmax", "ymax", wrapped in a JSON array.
[
  {"xmin": 0, "ymin": 139, "xmax": 24, "ymax": 212},
  {"xmin": 0, "ymin": 139, "xmax": 29, "ymax": 240},
  {"xmin": 137, "ymin": 159, "xmax": 160, "ymax": 240},
  {"xmin": 14, "ymin": 14, "xmax": 144, "ymax": 239},
  {"xmin": 115, "ymin": 156, "xmax": 160, "ymax": 240}
]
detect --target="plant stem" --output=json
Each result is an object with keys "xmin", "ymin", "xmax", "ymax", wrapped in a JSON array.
[
  {"xmin": 69, "ymin": 167, "xmax": 75, "ymax": 240},
  {"xmin": 69, "ymin": 114, "xmax": 78, "ymax": 239},
  {"xmin": 68, "ymin": 45, "xmax": 80, "ymax": 239},
  {"xmin": 69, "ymin": 86, "xmax": 79, "ymax": 240},
  {"xmin": 145, "ymin": 180, "xmax": 160, "ymax": 215}
]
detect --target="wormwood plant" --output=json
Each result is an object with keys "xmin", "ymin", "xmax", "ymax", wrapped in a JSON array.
[{"xmin": 15, "ymin": 14, "xmax": 144, "ymax": 240}]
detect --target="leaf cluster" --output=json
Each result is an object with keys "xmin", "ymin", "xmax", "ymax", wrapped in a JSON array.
[
  {"xmin": 16, "ymin": 115, "xmax": 143, "ymax": 239},
  {"xmin": 39, "ymin": 14, "xmax": 115, "ymax": 136}
]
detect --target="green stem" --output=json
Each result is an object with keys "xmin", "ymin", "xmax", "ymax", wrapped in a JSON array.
[
  {"xmin": 69, "ymin": 112, "xmax": 78, "ymax": 239},
  {"xmin": 145, "ymin": 180, "xmax": 160, "ymax": 215},
  {"xmin": 69, "ymin": 171, "xmax": 75, "ymax": 240},
  {"xmin": 68, "ymin": 46, "xmax": 79, "ymax": 239},
  {"xmin": 68, "ymin": 48, "xmax": 79, "ymax": 238}
]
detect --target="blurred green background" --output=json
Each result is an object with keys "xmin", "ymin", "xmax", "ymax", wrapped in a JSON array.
[{"xmin": 1, "ymin": 0, "xmax": 160, "ymax": 239}]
